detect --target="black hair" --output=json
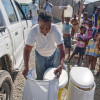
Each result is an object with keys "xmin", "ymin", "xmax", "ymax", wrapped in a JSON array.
[
  {"xmin": 38, "ymin": 10, "xmax": 53, "ymax": 22},
  {"xmin": 80, "ymin": 25, "xmax": 86, "ymax": 30},
  {"xmin": 88, "ymin": 19, "xmax": 93, "ymax": 23},
  {"xmin": 83, "ymin": 12, "xmax": 88, "ymax": 15}
]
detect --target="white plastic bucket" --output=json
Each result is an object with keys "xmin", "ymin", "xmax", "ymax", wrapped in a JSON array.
[
  {"xmin": 43, "ymin": 68, "xmax": 68, "ymax": 89},
  {"xmin": 68, "ymin": 67, "xmax": 96, "ymax": 100},
  {"xmin": 43, "ymin": 68, "xmax": 68, "ymax": 100}
]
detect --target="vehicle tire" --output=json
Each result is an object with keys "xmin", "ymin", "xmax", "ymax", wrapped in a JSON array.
[{"xmin": 0, "ymin": 70, "xmax": 13, "ymax": 100}]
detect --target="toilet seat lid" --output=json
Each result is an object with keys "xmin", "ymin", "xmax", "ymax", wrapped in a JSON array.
[
  {"xmin": 70, "ymin": 67, "xmax": 94, "ymax": 88},
  {"xmin": 43, "ymin": 68, "xmax": 68, "ymax": 89}
]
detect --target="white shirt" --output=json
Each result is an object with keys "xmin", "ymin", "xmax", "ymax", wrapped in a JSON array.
[
  {"xmin": 29, "ymin": 3, "xmax": 39, "ymax": 17},
  {"xmin": 0, "ymin": 18, "xmax": 1, "ymax": 26},
  {"xmin": 43, "ymin": 3, "xmax": 52, "ymax": 13},
  {"xmin": 26, "ymin": 24, "xmax": 63, "ymax": 57}
]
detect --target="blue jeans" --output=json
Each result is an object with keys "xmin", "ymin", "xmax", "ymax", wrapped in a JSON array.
[{"xmin": 35, "ymin": 48, "xmax": 59, "ymax": 80}]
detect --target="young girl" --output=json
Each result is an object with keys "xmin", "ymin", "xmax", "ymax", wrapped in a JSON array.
[
  {"xmin": 67, "ymin": 26, "xmax": 87, "ymax": 65},
  {"xmin": 82, "ymin": 12, "xmax": 89, "ymax": 27},
  {"xmin": 85, "ymin": 19, "xmax": 96, "ymax": 45},
  {"xmin": 62, "ymin": 8, "xmax": 75, "ymax": 59},
  {"xmin": 71, "ymin": 14, "xmax": 79, "ymax": 33},
  {"xmin": 85, "ymin": 30, "xmax": 100, "ymax": 72}
]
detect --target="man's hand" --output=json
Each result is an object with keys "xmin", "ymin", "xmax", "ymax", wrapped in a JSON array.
[
  {"xmin": 54, "ymin": 65, "xmax": 63, "ymax": 78},
  {"xmin": 22, "ymin": 44, "xmax": 33, "ymax": 79},
  {"xmin": 22, "ymin": 67, "xmax": 29, "ymax": 79}
]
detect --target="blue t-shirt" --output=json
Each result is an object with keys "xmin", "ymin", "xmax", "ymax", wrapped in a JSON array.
[{"xmin": 62, "ymin": 22, "xmax": 73, "ymax": 34}]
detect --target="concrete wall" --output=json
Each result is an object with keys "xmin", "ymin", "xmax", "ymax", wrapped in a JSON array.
[{"xmin": 39, "ymin": 0, "xmax": 80, "ymax": 20}]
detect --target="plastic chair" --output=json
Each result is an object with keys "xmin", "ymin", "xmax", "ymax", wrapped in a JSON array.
[{"xmin": 22, "ymin": 69, "xmax": 59, "ymax": 100}]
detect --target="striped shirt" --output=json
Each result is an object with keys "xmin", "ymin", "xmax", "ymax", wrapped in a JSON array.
[{"xmin": 85, "ymin": 39, "xmax": 100, "ymax": 57}]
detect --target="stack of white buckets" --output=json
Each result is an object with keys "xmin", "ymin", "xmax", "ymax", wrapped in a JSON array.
[{"xmin": 68, "ymin": 67, "xmax": 96, "ymax": 100}]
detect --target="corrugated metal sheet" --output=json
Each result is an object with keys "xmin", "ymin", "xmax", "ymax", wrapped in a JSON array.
[{"xmin": 84, "ymin": 0, "xmax": 100, "ymax": 4}]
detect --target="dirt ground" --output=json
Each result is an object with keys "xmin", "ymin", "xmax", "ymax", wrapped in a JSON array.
[{"xmin": 12, "ymin": 20, "xmax": 100, "ymax": 100}]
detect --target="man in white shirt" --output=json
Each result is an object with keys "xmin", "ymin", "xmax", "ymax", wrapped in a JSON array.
[
  {"xmin": 43, "ymin": 0, "xmax": 53, "ymax": 13},
  {"xmin": 22, "ymin": 10, "xmax": 65, "ymax": 80},
  {"xmin": 29, "ymin": 0, "xmax": 39, "ymax": 25}
]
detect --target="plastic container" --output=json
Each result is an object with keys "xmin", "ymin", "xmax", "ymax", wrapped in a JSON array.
[
  {"xmin": 64, "ymin": 5, "xmax": 73, "ymax": 17},
  {"xmin": 43, "ymin": 68, "xmax": 68, "ymax": 100},
  {"xmin": 23, "ymin": 69, "xmax": 59, "ymax": 100},
  {"xmin": 68, "ymin": 67, "xmax": 96, "ymax": 100}
]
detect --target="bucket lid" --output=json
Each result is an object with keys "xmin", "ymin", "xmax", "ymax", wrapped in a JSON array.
[
  {"xmin": 43, "ymin": 68, "xmax": 68, "ymax": 89},
  {"xmin": 70, "ymin": 67, "xmax": 94, "ymax": 88},
  {"xmin": 64, "ymin": 5, "xmax": 73, "ymax": 17}
]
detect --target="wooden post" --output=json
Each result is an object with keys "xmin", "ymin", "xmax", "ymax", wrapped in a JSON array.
[{"xmin": 78, "ymin": 0, "xmax": 84, "ymax": 23}]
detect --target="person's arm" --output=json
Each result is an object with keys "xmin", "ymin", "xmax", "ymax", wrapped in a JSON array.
[
  {"xmin": 54, "ymin": 43, "xmax": 65, "ymax": 78},
  {"xmin": 29, "ymin": 4, "xmax": 32, "ymax": 18},
  {"xmin": 22, "ymin": 45, "xmax": 33, "ymax": 79},
  {"xmin": 71, "ymin": 27, "xmax": 75, "ymax": 37},
  {"xmin": 43, "ymin": 3, "xmax": 48, "ymax": 10},
  {"xmin": 30, "ymin": 10, "xmax": 32, "ymax": 18},
  {"xmin": 71, "ymin": 19, "xmax": 73, "ymax": 24},
  {"xmin": 22, "ymin": 28, "xmax": 36, "ymax": 79},
  {"xmin": 85, "ymin": 41, "xmax": 91, "ymax": 54},
  {"xmin": 62, "ymin": 8, "xmax": 65, "ymax": 23}
]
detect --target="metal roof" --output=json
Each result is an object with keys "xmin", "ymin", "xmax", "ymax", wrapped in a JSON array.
[{"xmin": 84, "ymin": 0, "xmax": 100, "ymax": 4}]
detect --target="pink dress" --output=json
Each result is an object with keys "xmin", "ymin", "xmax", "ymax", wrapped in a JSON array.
[{"xmin": 76, "ymin": 33, "xmax": 86, "ymax": 48}]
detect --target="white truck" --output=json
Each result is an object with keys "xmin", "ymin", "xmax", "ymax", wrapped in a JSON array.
[{"xmin": 0, "ymin": 0, "xmax": 32, "ymax": 100}]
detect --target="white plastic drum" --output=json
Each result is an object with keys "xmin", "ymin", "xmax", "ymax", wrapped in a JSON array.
[
  {"xmin": 43, "ymin": 68, "xmax": 68, "ymax": 89},
  {"xmin": 68, "ymin": 67, "xmax": 96, "ymax": 100},
  {"xmin": 70, "ymin": 67, "xmax": 94, "ymax": 88}
]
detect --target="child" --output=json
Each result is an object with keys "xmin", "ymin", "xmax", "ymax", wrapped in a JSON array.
[
  {"xmin": 62, "ymin": 8, "xmax": 75, "ymax": 59},
  {"xmin": 92, "ymin": 6, "xmax": 100, "ymax": 28},
  {"xmin": 86, "ymin": 20, "xmax": 96, "ymax": 40},
  {"xmin": 85, "ymin": 30, "xmax": 100, "ymax": 73},
  {"xmin": 67, "ymin": 26, "xmax": 87, "ymax": 65},
  {"xmin": 95, "ymin": 33, "xmax": 100, "ymax": 51},
  {"xmin": 82, "ymin": 12, "xmax": 89, "ymax": 27},
  {"xmin": 85, "ymin": 20, "xmax": 96, "ymax": 47},
  {"xmin": 95, "ymin": 30, "xmax": 100, "ymax": 76},
  {"xmin": 71, "ymin": 14, "xmax": 79, "ymax": 33}
]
